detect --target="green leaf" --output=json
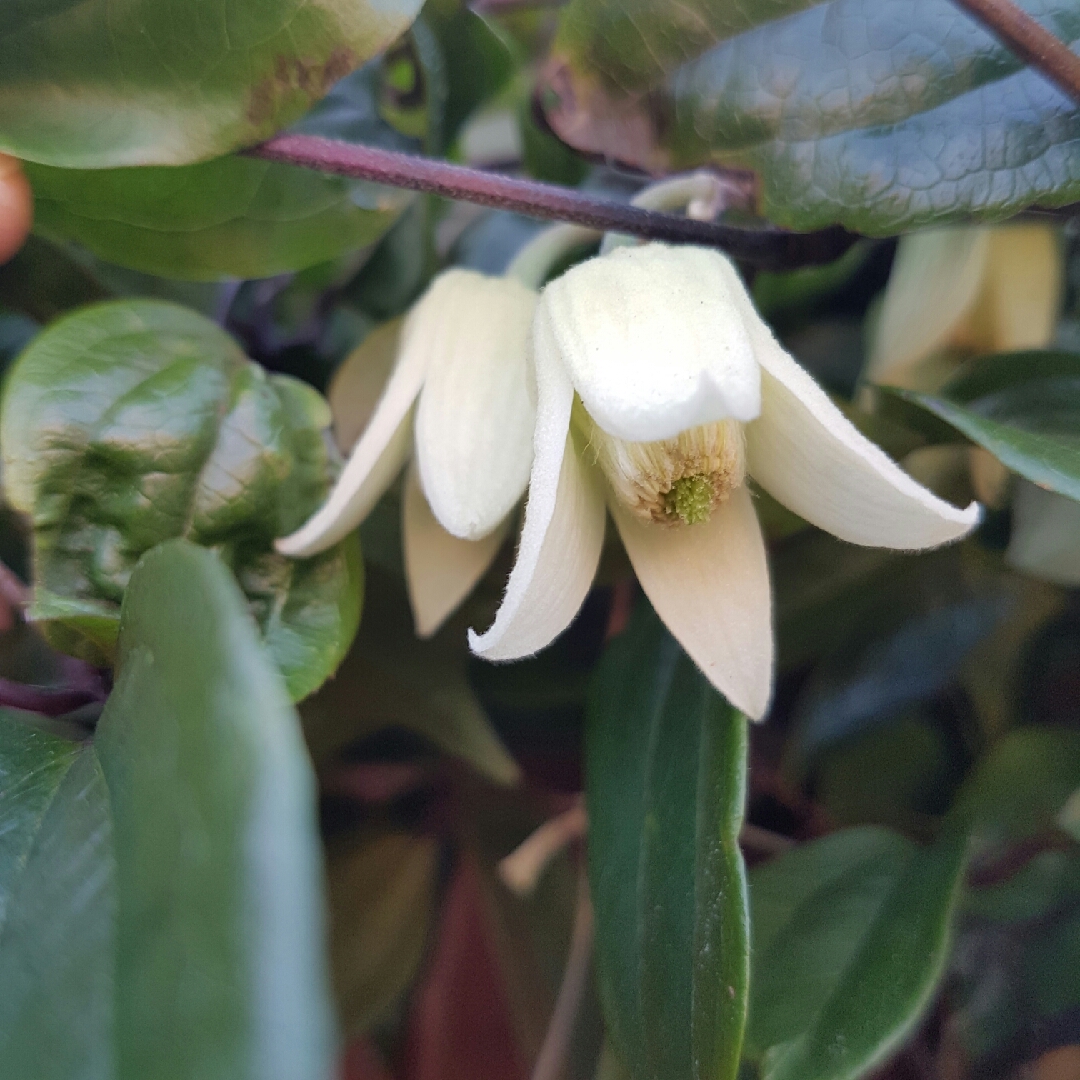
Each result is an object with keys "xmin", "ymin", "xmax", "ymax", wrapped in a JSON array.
[
  {"xmin": 882, "ymin": 350, "xmax": 1080, "ymax": 502},
  {"xmin": 25, "ymin": 58, "xmax": 419, "ymax": 281},
  {"xmin": 97, "ymin": 538, "xmax": 334, "ymax": 1079},
  {"xmin": 0, "ymin": 540, "xmax": 337, "ymax": 1079},
  {"xmin": 0, "ymin": 0, "xmax": 423, "ymax": 168},
  {"xmin": 541, "ymin": 0, "xmax": 1080, "ymax": 233},
  {"xmin": 952, "ymin": 725, "xmax": 1080, "ymax": 850},
  {"xmin": 587, "ymin": 601, "xmax": 749, "ymax": 1080},
  {"xmin": 760, "ymin": 827, "xmax": 970, "ymax": 1080},
  {"xmin": 0, "ymin": 300, "xmax": 361, "ymax": 700},
  {"xmin": 0, "ymin": 712, "xmax": 115, "ymax": 1080},
  {"xmin": 747, "ymin": 827, "xmax": 915, "ymax": 1057},
  {"xmin": 327, "ymin": 829, "xmax": 438, "ymax": 1037}
]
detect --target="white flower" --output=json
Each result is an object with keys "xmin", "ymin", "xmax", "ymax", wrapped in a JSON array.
[
  {"xmin": 867, "ymin": 224, "xmax": 1061, "ymax": 391},
  {"xmin": 276, "ymin": 268, "xmax": 537, "ymax": 637},
  {"xmin": 468, "ymin": 242, "xmax": 980, "ymax": 720}
]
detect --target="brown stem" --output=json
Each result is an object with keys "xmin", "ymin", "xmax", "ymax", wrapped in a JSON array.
[
  {"xmin": 246, "ymin": 134, "xmax": 855, "ymax": 270},
  {"xmin": 950, "ymin": 0, "xmax": 1080, "ymax": 104}
]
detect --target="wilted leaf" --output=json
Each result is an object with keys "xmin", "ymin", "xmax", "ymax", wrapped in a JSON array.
[
  {"xmin": 26, "ymin": 58, "xmax": 419, "ymax": 281},
  {"xmin": 0, "ymin": 300, "xmax": 361, "ymax": 700},
  {"xmin": 587, "ymin": 601, "xmax": 749, "ymax": 1080},
  {"xmin": 0, "ymin": 0, "xmax": 423, "ymax": 168},
  {"xmin": 540, "ymin": 0, "xmax": 1080, "ymax": 233}
]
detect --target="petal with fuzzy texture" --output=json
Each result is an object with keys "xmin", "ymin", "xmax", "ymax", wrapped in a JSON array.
[
  {"xmin": 469, "ymin": 306, "xmax": 606, "ymax": 660},
  {"xmin": 276, "ymin": 314, "xmax": 429, "ymax": 557},
  {"xmin": 328, "ymin": 319, "xmax": 403, "ymax": 453},
  {"xmin": 414, "ymin": 271, "xmax": 537, "ymax": 541},
  {"xmin": 867, "ymin": 227, "xmax": 989, "ymax": 387},
  {"xmin": 611, "ymin": 486, "xmax": 773, "ymax": 720},
  {"xmin": 403, "ymin": 463, "xmax": 510, "ymax": 638},
  {"xmin": 540, "ymin": 243, "xmax": 761, "ymax": 443},
  {"xmin": 724, "ymin": 261, "xmax": 980, "ymax": 549}
]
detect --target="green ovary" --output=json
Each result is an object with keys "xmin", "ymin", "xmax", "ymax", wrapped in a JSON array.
[{"xmin": 664, "ymin": 475, "xmax": 714, "ymax": 525}]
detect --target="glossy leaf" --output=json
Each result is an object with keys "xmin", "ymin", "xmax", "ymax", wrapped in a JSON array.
[
  {"xmin": 0, "ymin": 711, "xmax": 115, "ymax": 1080},
  {"xmin": 760, "ymin": 826, "xmax": 970, "ymax": 1080},
  {"xmin": 97, "ymin": 539, "xmax": 335, "ymax": 1080},
  {"xmin": 541, "ymin": 0, "xmax": 1080, "ymax": 233},
  {"xmin": 587, "ymin": 601, "xmax": 749, "ymax": 1080},
  {"xmin": 0, "ymin": 0, "xmax": 423, "ymax": 168},
  {"xmin": 0, "ymin": 300, "xmax": 361, "ymax": 700},
  {"xmin": 26, "ymin": 59, "xmax": 418, "ymax": 281},
  {"xmin": 883, "ymin": 351, "xmax": 1080, "ymax": 502}
]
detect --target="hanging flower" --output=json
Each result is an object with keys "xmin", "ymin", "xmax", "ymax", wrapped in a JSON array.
[
  {"xmin": 276, "ymin": 268, "xmax": 537, "ymax": 637},
  {"xmin": 468, "ymin": 242, "xmax": 980, "ymax": 720},
  {"xmin": 867, "ymin": 224, "xmax": 1062, "ymax": 391}
]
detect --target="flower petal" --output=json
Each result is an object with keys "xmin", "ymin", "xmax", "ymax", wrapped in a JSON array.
[
  {"xmin": 403, "ymin": 462, "xmax": 509, "ymax": 638},
  {"xmin": 275, "ymin": 318, "xmax": 428, "ymax": 557},
  {"xmin": 981, "ymin": 225, "xmax": 1062, "ymax": 352},
  {"xmin": 328, "ymin": 318, "xmax": 403, "ymax": 453},
  {"xmin": 1006, "ymin": 480, "xmax": 1080, "ymax": 586},
  {"xmin": 469, "ymin": 307, "xmax": 606, "ymax": 660},
  {"xmin": 414, "ymin": 270, "xmax": 537, "ymax": 541},
  {"xmin": 540, "ymin": 242, "xmax": 761, "ymax": 442},
  {"xmin": 866, "ymin": 227, "xmax": 990, "ymax": 387},
  {"xmin": 611, "ymin": 485, "xmax": 773, "ymax": 720},
  {"xmin": 730, "ymin": 269, "xmax": 980, "ymax": 550}
]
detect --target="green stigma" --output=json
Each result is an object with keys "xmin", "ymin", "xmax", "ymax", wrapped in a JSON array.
[{"xmin": 664, "ymin": 475, "xmax": 713, "ymax": 525}]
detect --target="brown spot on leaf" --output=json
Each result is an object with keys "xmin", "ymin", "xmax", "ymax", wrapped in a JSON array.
[
  {"xmin": 246, "ymin": 47, "xmax": 359, "ymax": 129},
  {"xmin": 537, "ymin": 55, "xmax": 673, "ymax": 175}
]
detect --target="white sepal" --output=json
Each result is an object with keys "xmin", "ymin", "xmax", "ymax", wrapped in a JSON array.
[
  {"xmin": 611, "ymin": 484, "xmax": 773, "ymax": 720},
  {"xmin": 414, "ymin": 271, "xmax": 537, "ymax": 541},
  {"xmin": 403, "ymin": 463, "xmax": 510, "ymax": 638},
  {"xmin": 469, "ymin": 304, "xmax": 606, "ymax": 659},
  {"xmin": 722, "ymin": 261, "xmax": 980, "ymax": 549},
  {"xmin": 275, "ymin": 319, "xmax": 426, "ymax": 556},
  {"xmin": 540, "ymin": 243, "xmax": 761, "ymax": 443}
]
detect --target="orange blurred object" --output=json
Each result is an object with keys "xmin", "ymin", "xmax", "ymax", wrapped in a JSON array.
[{"xmin": 0, "ymin": 154, "xmax": 32, "ymax": 264}]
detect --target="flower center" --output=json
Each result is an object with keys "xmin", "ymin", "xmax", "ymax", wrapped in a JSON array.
[{"xmin": 574, "ymin": 402, "xmax": 747, "ymax": 525}]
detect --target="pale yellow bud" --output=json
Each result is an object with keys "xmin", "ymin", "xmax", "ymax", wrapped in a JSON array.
[{"xmin": 574, "ymin": 400, "xmax": 746, "ymax": 525}]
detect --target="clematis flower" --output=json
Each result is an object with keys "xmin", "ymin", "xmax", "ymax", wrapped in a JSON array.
[
  {"xmin": 468, "ymin": 242, "xmax": 980, "ymax": 720},
  {"xmin": 867, "ymin": 224, "xmax": 1061, "ymax": 391},
  {"xmin": 276, "ymin": 269, "xmax": 538, "ymax": 637}
]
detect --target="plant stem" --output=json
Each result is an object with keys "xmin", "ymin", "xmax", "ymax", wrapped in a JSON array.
[
  {"xmin": 950, "ymin": 0, "xmax": 1080, "ymax": 104},
  {"xmin": 246, "ymin": 134, "xmax": 855, "ymax": 270}
]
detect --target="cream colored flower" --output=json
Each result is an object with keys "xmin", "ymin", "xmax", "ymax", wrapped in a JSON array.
[
  {"xmin": 867, "ymin": 224, "xmax": 1062, "ymax": 391},
  {"xmin": 276, "ymin": 269, "xmax": 537, "ymax": 637},
  {"xmin": 468, "ymin": 243, "xmax": 980, "ymax": 720}
]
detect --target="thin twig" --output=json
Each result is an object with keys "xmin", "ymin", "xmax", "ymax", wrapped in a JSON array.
[
  {"xmin": 500, "ymin": 800, "xmax": 588, "ymax": 896},
  {"xmin": 950, "ymin": 0, "xmax": 1080, "ymax": 104},
  {"xmin": 246, "ymin": 135, "xmax": 855, "ymax": 270},
  {"xmin": 530, "ymin": 871, "xmax": 595, "ymax": 1080},
  {"xmin": 740, "ymin": 823, "xmax": 796, "ymax": 857}
]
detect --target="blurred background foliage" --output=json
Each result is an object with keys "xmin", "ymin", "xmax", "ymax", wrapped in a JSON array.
[{"xmin": 0, "ymin": 2, "xmax": 1079, "ymax": 1080}]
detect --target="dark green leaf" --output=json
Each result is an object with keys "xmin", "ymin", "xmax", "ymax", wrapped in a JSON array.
[
  {"xmin": 25, "ymin": 59, "xmax": 419, "ymax": 281},
  {"xmin": 541, "ymin": 0, "xmax": 1080, "ymax": 233},
  {"xmin": 747, "ymin": 827, "xmax": 915, "ymax": 1056},
  {"xmin": 761, "ymin": 827, "xmax": 969, "ymax": 1080},
  {"xmin": 0, "ymin": 0, "xmax": 422, "ymax": 168},
  {"xmin": 0, "ymin": 300, "xmax": 361, "ymax": 700},
  {"xmin": 587, "ymin": 601, "xmax": 749, "ymax": 1080},
  {"xmin": 882, "ymin": 351, "xmax": 1080, "ymax": 501},
  {"xmin": 96, "ymin": 539, "xmax": 334, "ymax": 1080},
  {"xmin": 0, "ymin": 711, "xmax": 114, "ymax": 1080}
]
